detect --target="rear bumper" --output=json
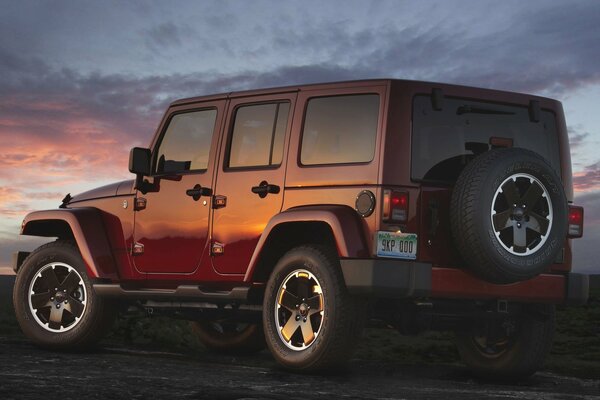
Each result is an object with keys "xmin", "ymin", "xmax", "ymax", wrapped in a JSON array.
[{"xmin": 340, "ymin": 259, "xmax": 589, "ymax": 305}]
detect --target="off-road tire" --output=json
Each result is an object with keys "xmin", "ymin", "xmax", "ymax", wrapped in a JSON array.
[
  {"xmin": 455, "ymin": 304, "xmax": 555, "ymax": 381},
  {"xmin": 13, "ymin": 240, "xmax": 116, "ymax": 350},
  {"xmin": 263, "ymin": 245, "xmax": 365, "ymax": 371},
  {"xmin": 451, "ymin": 148, "xmax": 567, "ymax": 284},
  {"xmin": 190, "ymin": 321, "xmax": 265, "ymax": 354}
]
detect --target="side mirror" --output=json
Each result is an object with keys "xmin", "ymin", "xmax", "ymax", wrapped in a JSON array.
[
  {"xmin": 129, "ymin": 147, "xmax": 151, "ymax": 193},
  {"xmin": 129, "ymin": 147, "xmax": 151, "ymax": 175}
]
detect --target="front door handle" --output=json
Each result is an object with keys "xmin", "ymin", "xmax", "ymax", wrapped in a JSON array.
[
  {"xmin": 186, "ymin": 184, "xmax": 212, "ymax": 201},
  {"xmin": 251, "ymin": 181, "xmax": 280, "ymax": 198}
]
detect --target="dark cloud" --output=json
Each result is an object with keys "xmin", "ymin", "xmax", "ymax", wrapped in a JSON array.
[
  {"xmin": 143, "ymin": 22, "xmax": 192, "ymax": 50},
  {"xmin": 248, "ymin": 2, "xmax": 600, "ymax": 96},
  {"xmin": 568, "ymin": 126, "xmax": 591, "ymax": 150}
]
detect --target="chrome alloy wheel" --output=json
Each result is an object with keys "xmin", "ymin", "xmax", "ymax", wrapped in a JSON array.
[
  {"xmin": 28, "ymin": 262, "xmax": 87, "ymax": 332},
  {"xmin": 275, "ymin": 269, "xmax": 324, "ymax": 351},
  {"xmin": 491, "ymin": 173, "xmax": 553, "ymax": 256}
]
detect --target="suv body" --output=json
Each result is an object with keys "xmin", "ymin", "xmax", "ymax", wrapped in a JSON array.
[{"xmin": 13, "ymin": 79, "xmax": 589, "ymax": 377}]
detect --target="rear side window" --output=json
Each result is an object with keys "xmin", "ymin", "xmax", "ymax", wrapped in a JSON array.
[
  {"xmin": 227, "ymin": 102, "xmax": 290, "ymax": 169},
  {"xmin": 300, "ymin": 94, "xmax": 379, "ymax": 165},
  {"xmin": 411, "ymin": 95, "xmax": 561, "ymax": 183},
  {"xmin": 156, "ymin": 109, "xmax": 217, "ymax": 174}
]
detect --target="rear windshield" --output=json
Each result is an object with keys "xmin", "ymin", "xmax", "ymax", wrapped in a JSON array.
[{"xmin": 411, "ymin": 95, "xmax": 561, "ymax": 183}]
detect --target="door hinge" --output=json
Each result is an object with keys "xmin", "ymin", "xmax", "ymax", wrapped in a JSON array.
[
  {"xmin": 213, "ymin": 195, "xmax": 227, "ymax": 209},
  {"xmin": 211, "ymin": 242, "xmax": 224, "ymax": 255},
  {"xmin": 134, "ymin": 197, "xmax": 147, "ymax": 211},
  {"xmin": 132, "ymin": 242, "xmax": 144, "ymax": 256}
]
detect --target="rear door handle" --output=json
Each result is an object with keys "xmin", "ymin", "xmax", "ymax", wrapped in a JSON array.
[
  {"xmin": 251, "ymin": 181, "xmax": 280, "ymax": 198},
  {"xmin": 186, "ymin": 184, "xmax": 212, "ymax": 201}
]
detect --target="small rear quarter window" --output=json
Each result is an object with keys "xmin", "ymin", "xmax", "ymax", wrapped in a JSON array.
[{"xmin": 300, "ymin": 94, "xmax": 379, "ymax": 165}]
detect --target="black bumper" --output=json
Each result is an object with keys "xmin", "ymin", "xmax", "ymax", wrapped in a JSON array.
[
  {"xmin": 340, "ymin": 259, "xmax": 431, "ymax": 298},
  {"xmin": 340, "ymin": 259, "xmax": 590, "ymax": 305}
]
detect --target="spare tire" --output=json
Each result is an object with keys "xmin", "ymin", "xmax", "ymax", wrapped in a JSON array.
[{"xmin": 450, "ymin": 148, "xmax": 567, "ymax": 284}]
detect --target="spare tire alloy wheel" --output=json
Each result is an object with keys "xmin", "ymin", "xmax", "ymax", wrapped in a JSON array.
[
  {"xmin": 491, "ymin": 173, "xmax": 552, "ymax": 256},
  {"xmin": 450, "ymin": 148, "xmax": 567, "ymax": 284},
  {"xmin": 28, "ymin": 262, "xmax": 87, "ymax": 332},
  {"xmin": 275, "ymin": 269, "xmax": 324, "ymax": 351}
]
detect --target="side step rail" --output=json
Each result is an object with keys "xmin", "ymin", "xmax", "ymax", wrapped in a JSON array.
[{"xmin": 92, "ymin": 284, "xmax": 250, "ymax": 302}]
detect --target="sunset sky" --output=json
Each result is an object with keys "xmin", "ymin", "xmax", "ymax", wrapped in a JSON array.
[{"xmin": 0, "ymin": 0, "xmax": 598, "ymax": 273}]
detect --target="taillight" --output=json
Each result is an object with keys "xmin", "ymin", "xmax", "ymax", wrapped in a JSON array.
[
  {"xmin": 383, "ymin": 189, "xmax": 409, "ymax": 223},
  {"xmin": 567, "ymin": 205, "xmax": 584, "ymax": 238}
]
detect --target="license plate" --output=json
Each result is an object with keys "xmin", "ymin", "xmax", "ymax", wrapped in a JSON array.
[{"xmin": 375, "ymin": 231, "xmax": 417, "ymax": 260}]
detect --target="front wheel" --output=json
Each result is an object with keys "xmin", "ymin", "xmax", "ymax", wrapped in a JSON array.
[
  {"xmin": 263, "ymin": 245, "xmax": 365, "ymax": 371},
  {"xmin": 455, "ymin": 304, "xmax": 555, "ymax": 381},
  {"xmin": 12, "ymin": 240, "xmax": 116, "ymax": 350}
]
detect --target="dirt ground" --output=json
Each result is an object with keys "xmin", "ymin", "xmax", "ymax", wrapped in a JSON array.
[{"xmin": 0, "ymin": 335, "xmax": 599, "ymax": 400}]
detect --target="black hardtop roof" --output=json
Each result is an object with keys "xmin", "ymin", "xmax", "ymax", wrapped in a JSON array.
[{"xmin": 169, "ymin": 78, "xmax": 558, "ymax": 107}]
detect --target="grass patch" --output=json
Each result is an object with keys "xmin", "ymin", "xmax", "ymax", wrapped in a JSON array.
[
  {"xmin": 104, "ymin": 311, "xmax": 205, "ymax": 353},
  {"xmin": 546, "ymin": 288, "xmax": 600, "ymax": 378}
]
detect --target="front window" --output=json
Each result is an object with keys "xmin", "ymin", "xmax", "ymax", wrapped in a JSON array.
[{"xmin": 155, "ymin": 109, "xmax": 217, "ymax": 174}]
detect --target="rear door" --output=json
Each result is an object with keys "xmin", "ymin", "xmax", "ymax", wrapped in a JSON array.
[{"xmin": 211, "ymin": 92, "xmax": 296, "ymax": 275}]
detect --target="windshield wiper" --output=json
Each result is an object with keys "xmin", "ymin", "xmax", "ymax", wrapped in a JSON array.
[{"xmin": 456, "ymin": 105, "xmax": 515, "ymax": 116}]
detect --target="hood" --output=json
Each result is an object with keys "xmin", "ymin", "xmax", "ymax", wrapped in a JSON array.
[{"xmin": 68, "ymin": 180, "xmax": 135, "ymax": 204}]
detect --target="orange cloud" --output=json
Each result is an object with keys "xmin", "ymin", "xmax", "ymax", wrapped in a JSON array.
[{"xmin": 573, "ymin": 162, "xmax": 600, "ymax": 192}]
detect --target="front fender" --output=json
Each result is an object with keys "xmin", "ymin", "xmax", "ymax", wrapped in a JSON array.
[
  {"xmin": 21, "ymin": 208, "xmax": 118, "ymax": 280},
  {"xmin": 244, "ymin": 205, "xmax": 369, "ymax": 281}
]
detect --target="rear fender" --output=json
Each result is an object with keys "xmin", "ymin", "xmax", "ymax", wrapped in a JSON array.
[
  {"xmin": 244, "ymin": 205, "xmax": 369, "ymax": 282},
  {"xmin": 21, "ymin": 208, "xmax": 118, "ymax": 280}
]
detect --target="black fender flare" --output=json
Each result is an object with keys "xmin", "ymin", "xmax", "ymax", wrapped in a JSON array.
[
  {"xmin": 244, "ymin": 205, "xmax": 369, "ymax": 282},
  {"xmin": 20, "ymin": 208, "xmax": 118, "ymax": 280}
]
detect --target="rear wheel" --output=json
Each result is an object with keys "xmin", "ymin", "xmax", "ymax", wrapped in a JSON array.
[
  {"xmin": 455, "ymin": 304, "xmax": 555, "ymax": 381},
  {"xmin": 13, "ymin": 241, "xmax": 116, "ymax": 350},
  {"xmin": 190, "ymin": 321, "xmax": 265, "ymax": 354},
  {"xmin": 263, "ymin": 245, "xmax": 365, "ymax": 371}
]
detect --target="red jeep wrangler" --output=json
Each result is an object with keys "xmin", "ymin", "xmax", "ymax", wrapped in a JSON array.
[{"xmin": 12, "ymin": 79, "xmax": 588, "ymax": 379}]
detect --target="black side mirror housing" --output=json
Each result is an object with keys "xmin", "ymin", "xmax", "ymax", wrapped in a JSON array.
[
  {"xmin": 129, "ymin": 147, "xmax": 151, "ymax": 175},
  {"xmin": 129, "ymin": 147, "xmax": 152, "ymax": 193}
]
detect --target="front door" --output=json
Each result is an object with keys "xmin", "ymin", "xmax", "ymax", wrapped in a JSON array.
[
  {"xmin": 211, "ymin": 93, "xmax": 296, "ymax": 275},
  {"xmin": 133, "ymin": 101, "xmax": 225, "ymax": 274}
]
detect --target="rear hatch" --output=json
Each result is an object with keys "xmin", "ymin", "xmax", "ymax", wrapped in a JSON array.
[{"xmin": 411, "ymin": 92, "xmax": 562, "ymax": 267}]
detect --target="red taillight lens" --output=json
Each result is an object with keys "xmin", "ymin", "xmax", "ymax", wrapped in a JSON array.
[
  {"xmin": 383, "ymin": 189, "xmax": 409, "ymax": 223},
  {"xmin": 567, "ymin": 206, "xmax": 584, "ymax": 238}
]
